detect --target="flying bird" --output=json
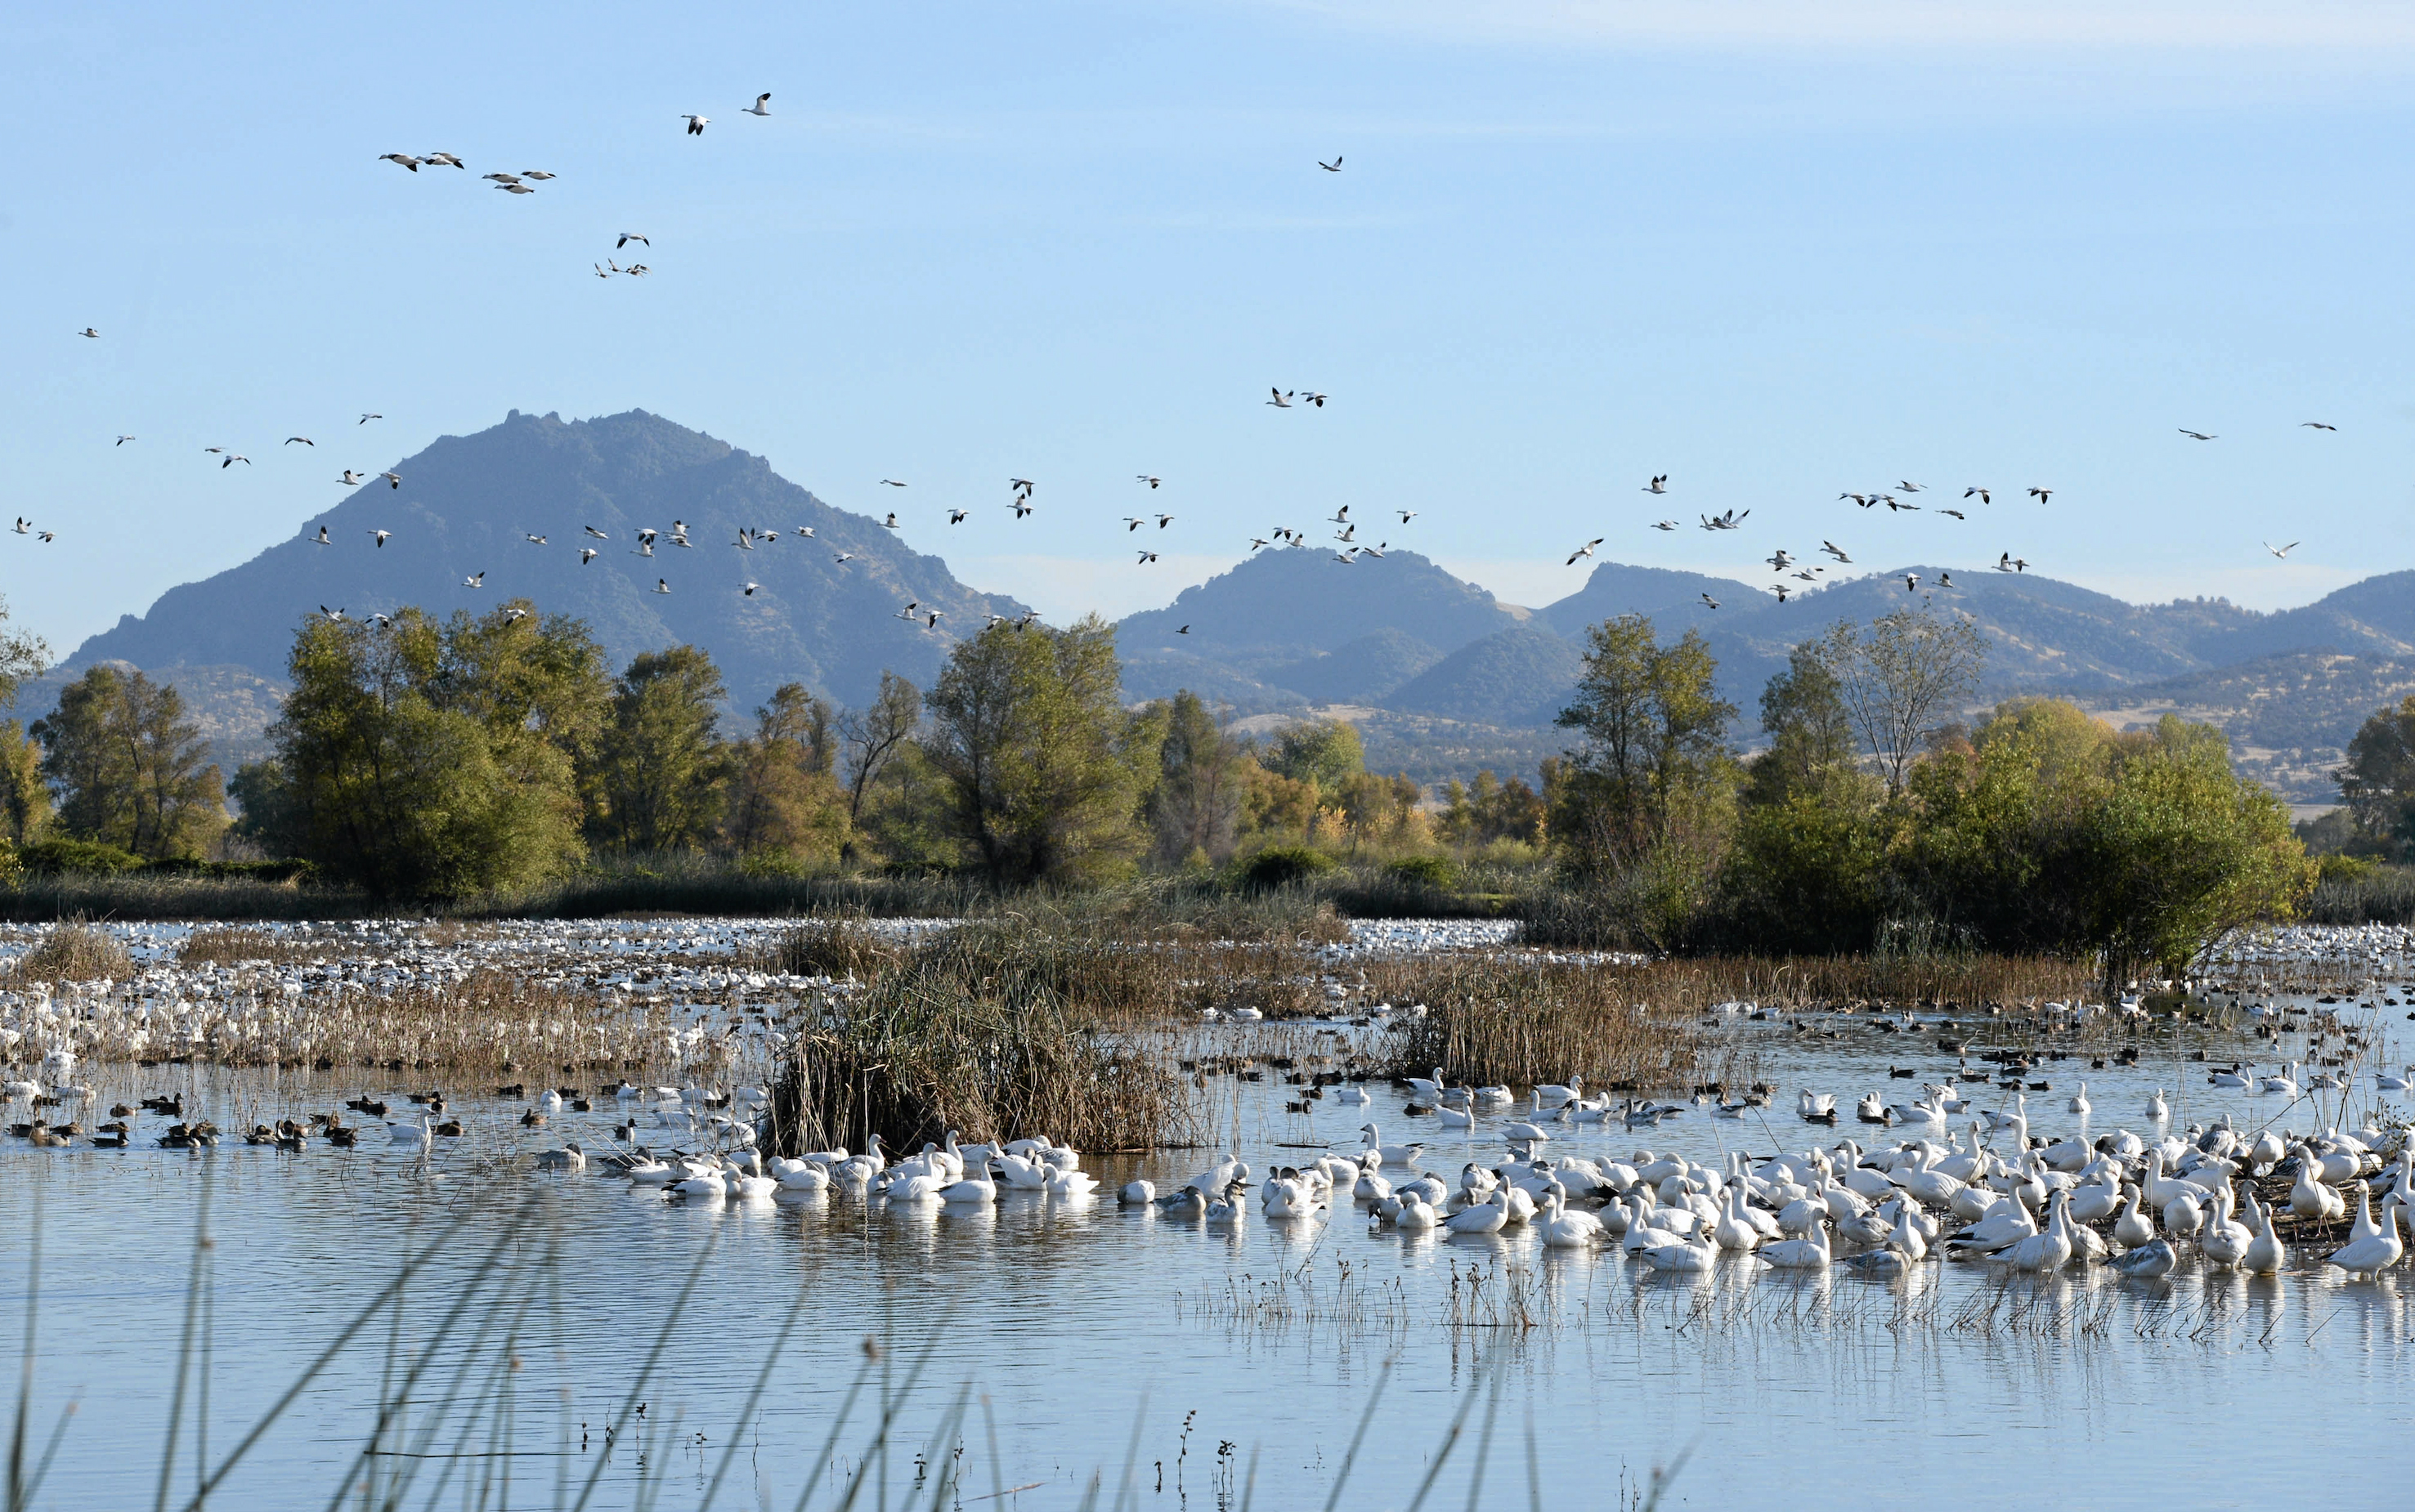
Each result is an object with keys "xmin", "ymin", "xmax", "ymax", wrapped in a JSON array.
[
  {"xmin": 1267, "ymin": 388, "xmax": 1292, "ymax": 408},
  {"xmin": 1771, "ymin": 585, "xmax": 1790, "ymax": 603},
  {"xmin": 2265, "ymin": 540, "xmax": 2300, "ymax": 558},
  {"xmin": 1008, "ymin": 499, "xmax": 1033, "ymax": 518},
  {"xmin": 1010, "ymin": 477, "xmax": 1034, "ymax": 495},
  {"xmin": 464, "ymin": 572, "xmax": 485, "ymax": 588},
  {"xmin": 1767, "ymin": 549, "xmax": 1794, "ymax": 570},
  {"xmin": 1821, "ymin": 540, "xmax": 1851, "ymax": 562},
  {"xmin": 1318, "ymin": 156, "xmax": 1342, "ymax": 172},
  {"xmin": 743, "ymin": 582, "xmax": 760, "ymax": 596},
  {"xmin": 880, "ymin": 479, "xmax": 907, "ymax": 487},
  {"xmin": 744, "ymin": 93, "xmax": 772, "ymax": 117},
  {"xmin": 522, "ymin": 171, "xmax": 556, "ymax": 181},
  {"xmin": 1137, "ymin": 475, "xmax": 1160, "ymax": 488},
  {"xmin": 221, "ymin": 454, "xmax": 250, "ymax": 467},
  {"xmin": 948, "ymin": 509, "xmax": 968, "ymax": 524},
  {"xmin": 1136, "ymin": 550, "xmax": 1158, "ymax": 564},
  {"xmin": 1643, "ymin": 475, "xmax": 1668, "ymax": 494},
  {"xmin": 881, "ymin": 513, "xmax": 899, "ymax": 529},
  {"xmin": 379, "ymin": 154, "xmax": 421, "ymax": 172},
  {"xmin": 285, "ymin": 436, "xmax": 313, "ymax": 446},
  {"xmin": 1396, "ymin": 510, "xmax": 1417, "ymax": 524},
  {"xmin": 833, "ymin": 552, "xmax": 854, "ymax": 564},
  {"xmin": 1330, "ymin": 505, "xmax": 1351, "ymax": 522},
  {"xmin": 1902, "ymin": 574, "xmax": 1921, "ymax": 593},
  {"xmin": 2301, "ymin": 422, "xmax": 2337, "ymax": 431},
  {"xmin": 114, "ymin": 436, "xmax": 135, "ymax": 445},
  {"xmin": 1123, "ymin": 517, "xmax": 1145, "ymax": 532},
  {"xmin": 2027, "ymin": 486, "xmax": 2052, "ymax": 503},
  {"xmin": 1964, "ymin": 486, "xmax": 1990, "ymax": 504},
  {"xmin": 78, "ymin": 328, "xmax": 98, "ymax": 338},
  {"xmin": 656, "ymin": 578, "xmax": 671, "ymax": 593},
  {"xmin": 1939, "ymin": 508, "xmax": 1965, "ymax": 520},
  {"xmin": 1156, "ymin": 514, "xmax": 1175, "ymax": 529},
  {"xmin": 618, "ymin": 232, "xmax": 648, "ymax": 248},
  {"xmin": 525, "ymin": 534, "xmax": 547, "ymax": 545},
  {"xmin": 311, "ymin": 526, "xmax": 331, "ymax": 545},
  {"xmin": 1839, "ymin": 493, "xmax": 1868, "ymax": 507},
  {"xmin": 1700, "ymin": 593, "xmax": 1720, "ymax": 610},
  {"xmin": 422, "ymin": 152, "xmax": 464, "ymax": 169},
  {"xmin": 484, "ymin": 172, "xmax": 521, "ymax": 185},
  {"xmin": 2179, "ymin": 429, "xmax": 2216, "ymax": 441},
  {"xmin": 1567, "ymin": 538, "xmax": 1604, "ymax": 565},
  {"xmin": 580, "ymin": 548, "xmax": 598, "ymax": 564},
  {"xmin": 1897, "ymin": 481, "xmax": 1924, "ymax": 493},
  {"xmin": 496, "ymin": 182, "xmax": 535, "ymax": 195},
  {"xmin": 1249, "ymin": 538, "xmax": 1270, "ymax": 551},
  {"xmin": 680, "ymin": 114, "xmax": 710, "ymax": 135},
  {"xmin": 360, "ymin": 414, "xmax": 382, "ymax": 424},
  {"xmin": 371, "ymin": 529, "xmax": 391, "ymax": 547},
  {"xmin": 381, "ymin": 472, "xmax": 402, "ymax": 490},
  {"xmin": 1884, "ymin": 496, "xmax": 1920, "ymax": 512},
  {"xmin": 1651, "ymin": 521, "xmax": 1677, "ymax": 531},
  {"xmin": 340, "ymin": 471, "xmax": 368, "ymax": 485},
  {"xmin": 320, "ymin": 606, "xmax": 345, "ymax": 621},
  {"xmin": 796, "ymin": 526, "xmax": 814, "ymax": 538},
  {"xmin": 583, "ymin": 526, "xmax": 608, "ymax": 539},
  {"xmin": 1299, "ymin": 391, "xmax": 1327, "ymax": 407}
]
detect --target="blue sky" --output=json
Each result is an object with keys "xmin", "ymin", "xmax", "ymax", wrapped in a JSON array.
[{"xmin": 7, "ymin": 1, "xmax": 2413, "ymax": 652}]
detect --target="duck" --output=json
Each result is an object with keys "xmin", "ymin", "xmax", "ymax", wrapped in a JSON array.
[
  {"xmin": 2325, "ymin": 1186, "xmax": 2404, "ymax": 1275},
  {"xmin": 534, "ymin": 1141, "xmax": 585, "ymax": 1171},
  {"xmin": 1155, "ymin": 1185, "xmax": 1209, "ymax": 1219}
]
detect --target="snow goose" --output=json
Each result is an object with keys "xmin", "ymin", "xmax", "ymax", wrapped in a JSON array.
[
  {"xmin": 2325, "ymin": 1186, "xmax": 2404, "ymax": 1275},
  {"xmin": 2110, "ymin": 1238, "xmax": 2177, "ymax": 1278}
]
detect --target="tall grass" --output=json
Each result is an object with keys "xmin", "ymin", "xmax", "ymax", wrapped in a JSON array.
[
  {"xmin": 4, "ymin": 921, "xmax": 133, "ymax": 984},
  {"xmin": 2303, "ymin": 864, "xmax": 2415, "ymax": 925},
  {"xmin": 768, "ymin": 920, "xmax": 1211, "ymax": 1156}
]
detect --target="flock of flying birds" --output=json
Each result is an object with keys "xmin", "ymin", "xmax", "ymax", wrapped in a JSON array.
[
  {"xmin": 65, "ymin": 117, "xmax": 2337, "ymax": 628},
  {"xmin": 1563, "ymin": 421, "xmax": 2340, "ymax": 611}
]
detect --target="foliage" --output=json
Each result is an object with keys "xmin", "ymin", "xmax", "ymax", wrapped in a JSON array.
[
  {"xmin": 1386, "ymin": 854, "xmax": 1458, "ymax": 889},
  {"xmin": 30, "ymin": 665, "xmax": 227, "ymax": 860},
  {"xmin": 1437, "ymin": 769, "xmax": 1545, "ymax": 849},
  {"xmin": 1549, "ymin": 615, "xmax": 1737, "ymax": 879},
  {"xmin": 1815, "ymin": 609, "xmax": 1987, "ymax": 793},
  {"xmin": 0, "ymin": 721, "xmax": 50, "ymax": 846},
  {"xmin": 839, "ymin": 669, "xmax": 922, "ymax": 859},
  {"xmin": 1235, "ymin": 845, "xmax": 1337, "ymax": 890},
  {"xmin": 0, "ymin": 596, "xmax": 50, "ymax": 712},
  {"xmin": 1262, "ymin": 719, "xmax": 1364, "ymax": 789},
  {"xmin": 19, "ymin": 837, "xmax": 146, "ymax": 875},
  {"xmin": 2337, "ymin": 694, "xmax": 2415, "ymax": 860},
  {"xmin": 1148, "ymin": 690, "xmax": 1248, "ymax": 866},
  {"xmin": 718, "ymin": 682, "xmax": 849, "ymax": 865},
  {"xmin": 587, "ymin": 644, "xmax": 728, "ymax": 852},
  {"xmin": 245, "ymin": 603, "xmax": 603, "ymax": 899},
  {"xmin": 919, "ymin": 617, "xmax": 1163, "ymax": 886}
]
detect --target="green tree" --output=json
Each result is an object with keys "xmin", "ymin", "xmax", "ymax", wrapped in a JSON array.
[
  {"xmin": 244, "ymin": 603, "xmax": 603, "ymax": 897},
  {"xmin": 921, "ymin": 616, "xmax": 1162, "ymax": 885},
  {"xmin": 840, "ymin": 671, "xmax": 924, "ymax": 861},
  {"xmin": 1263, "ymin": 721, "xmax": 1364, "ymax": 790},
  {"xmin": 1149, "ymin": 691, "xmax": 1248, "ymax": 866},
  {"xmin": 31, "ymin": 666, "xmax": 226, "ymax": 860},
  {"xmin": 0, "ymin": 722, "xmax": 51, "ymax": 846},
  {"xmin": 720, "ymin": 683, "xmax": 848, "ymax": 864},
  {"xmin": 1748, "ymin": 642, "xmax": 1862, "ymax": 807},
  {"xmin": 589, "ymin": 646, "xmax": 728, "ymax": 852},
  {"xmin": 1550, "ymin": 616, "xmax": 1737, "ymax": 876},
  {"xmin": 1817, "ymin": 610, "xmax": 1987, "ymax": 794},
  {"xmin": 2337, "ymin": 696, "xmax": 2415, "ymax": 859},
  {"xmin": 1438, "ymin": 770, "xmax": 1547, "ymax": 849}
]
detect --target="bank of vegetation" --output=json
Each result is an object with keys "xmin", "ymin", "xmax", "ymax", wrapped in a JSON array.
[{"xmin": 0, "ymin": 593, "xmax": 2344, "ymax": 987}]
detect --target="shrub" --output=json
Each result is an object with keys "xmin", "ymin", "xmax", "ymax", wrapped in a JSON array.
[
  {"xmin": 1386, "ymin": 855, "xmax": 1458, "ymax": 890},
  {"xmin": 19, "ymin": 838, "xmax": 146, "ymax": 876},
  {"xmin": 1235, "ymin": 846, "xmax": 1337, "ymax": 891},
  {"xmin": 9, "ymin": 921, "xmax": 134, "ymax": 982}
]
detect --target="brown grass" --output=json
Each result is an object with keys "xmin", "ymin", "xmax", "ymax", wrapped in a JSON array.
[
  {"xmin": 7, "ymin": 921, "xmax": 135, "ymax": 984},
  {"xmin": 177, "ymin": 926, "xmax": 330, "ymax": 967},
  {"xmin": 768, "ymin": 922, "xmax": 1210, "ymax": 1156}
]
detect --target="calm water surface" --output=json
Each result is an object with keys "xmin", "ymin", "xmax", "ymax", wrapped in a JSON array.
[{"xmin": 3, "ymin": 949, "xmax": 2413, "ymax": 1510}]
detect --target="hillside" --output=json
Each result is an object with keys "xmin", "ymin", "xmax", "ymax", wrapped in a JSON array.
[{"xmin": 67, "ymin": 409, "xmax": 1027, "ymax": 713}]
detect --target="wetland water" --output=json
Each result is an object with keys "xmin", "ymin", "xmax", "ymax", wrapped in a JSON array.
[{"xmin": 2, "ymin": 920, "xmax": 2411, "ymax": 1510}]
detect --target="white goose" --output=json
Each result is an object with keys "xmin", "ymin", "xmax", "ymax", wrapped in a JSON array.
[
  {"xmin": 2239, "ymin": 1192, "xmax": 2284, "ymax": 1273},
  {"xmin": 1758, "ymin": 1219, "xmax": 1832, "ymax": 1271},
  {"xmin": 2325, "ymin": 1187, "xmax": 2404, "ymax": 1275},
  {"xmin": 2066, "ymin": 1082, "xmax": 2091, "ymax": 1117}
]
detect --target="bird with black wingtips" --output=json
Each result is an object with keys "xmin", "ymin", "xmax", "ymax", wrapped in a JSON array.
[
  {"xmin": 655, "ymin": 579, "xmax": 670, "ymax": 593},
  {"xmin": 360, "ymin": 414, "xmax": 381, "ymax": 425},
  {"xmin": 311, "ymin": 526, "xmax": 331, "ymax": 545},
  {"xmin": 580, "ymin": 548, "xmax": 597, "ymax": 564},
  {"xmin": 382, "ymin": 472, "xmax": 401, "ymax": 490},
  {"xmin": 371, "ymin": 529, "xmax": 391, "ymax": 547},
  {"xmin": 1566, "ymin": 538, "xmax": 1603, "ymax": 565},
  {"xmin": 744, "ymin": 93, "xmax": 771, "ymax": 117},
  {"xmin": 1643, "ymin": 474, "xmax": 1667, "ymax": 494},
  {"xmin": 286, "ymin": 436, "xmax": 313, "ymax": 446},
  {"xmin": 1318, "ymin": 155, "xmax": 1342, "ymax": 172},
  {"xmin": 680, "ymin": 114, "xmax": 710, "ymax": 135},
  {"xmin": 2179, "ymin": 429, "xmax": 2216, "ymax": 441},
  {"xmin": 2302, "ymin": 421, "xmax": 2337, "ymax": 431},
  {"xmin": 464, "ymin": 571, "xmax": 484, "ymax": 588}
]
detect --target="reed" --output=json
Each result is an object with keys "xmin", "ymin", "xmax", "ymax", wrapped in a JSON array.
[
  {"xmin": 768, "ymin": 923, "xmax": 1210, "ymax": 1157},
  {"xmin": 174, "ymin": 927, "xmax": 329, "ymax": 968},
  {"xmin": 5, "ymin": 922, "xmax": 134, "ymax": 985},
  {"xmin": 1364, "ymin": 953, "xmax": 1709, "ymax": 1092}
]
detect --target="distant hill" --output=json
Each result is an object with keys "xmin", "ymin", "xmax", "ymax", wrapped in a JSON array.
[
  {"xmin": 2066, "ymin": 650, "xmax": 2415, "ymax": 801},
  {"xmin": 1119, "ymin": 547, "xmax": 1523, "ymax": 660},
  {"xmin": 66, "ymin": 409, "xmax": 1026, "ymax": 713},
  {"xmin": 1266, "ymin": 629, "xmax": 1445, "ymax": 705},
  {"xmin": 1387, "ymin": 629, "xmax": 1586, "ymax": 727},
  {"xmin": 1538, "ymin": 561, "xmax": 1759, "ymax": 638}
]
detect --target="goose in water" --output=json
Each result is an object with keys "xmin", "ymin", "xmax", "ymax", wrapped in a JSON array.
[
  {"xmin": 1358, "ymin": 1125, "xmax": 1424, "ymax": 1168},
  {"xmin": 2067, "ymin": 1082, "xmax": 2091, "ymax": 1116},
  {"xmin": 1945, "ymin": 1196, "xmax": 2036, "ymax": 1256},
  {"xmin": 1642, "ymin": 1237, "xmax": 1718, "ymax": 1273},
  {"xmin": 1156, "ymin": 1185, "xmax": 1208, "ymax": 1218},
  {"xmin": 2289, "ymin": 1147, "xmax": 2348, "ymax": 1222},
  {"xmin": 2240, "ymin": 1192, "xmax": 2284, "ymax": 1273},
  {"xmin": 2326, "ymin": 1186, "xmax": 2404, "ymax": 1276},
  {"xmin": 1759, "ymin": 1219, "xmax": 1832, "ymax": 1271},
  {"xmin": 2146, "ymin": 1089, "xmax": 2171, "ymax": 1121},
  {"xmin": 940, "ymin": 1164, "xmax": 998, "ymax": 1205},
  {"xmin": 2260, "ymin": 1062, "xmax": 2301, "ymax": 1098},
  {"xmin": 772, "ymin": 1158, "xmax": 831, "ymax": 1192},
  {"xmin": 2001, "ymin": 1191, "xmax": 2074, "ymax": 1273},
  {"xmin": 1436, "ymin": 1102, "xmax": 1474, "ymax": 1129},
  {"xmin": 1444, "ymin": 1190, "xmax": 1509, "ymax": 1235},
  {"xmin": 2211, "ymin": 1066, "xmax": 2252, "ymax": 1089},
  {"xmin": 2113, "ymin": 1184, "xmax": 2156, "ymax": 1249},
  {"xmin": 534, "ymin": 1141, "xmax": 585, "ymax": 1171},
  {"xmin": 727, "ymin": 1161, "xmax": 777, "ymax": 1199},
  {"xmin": 388, "ymin": 1115, "xmax": 433, "ymax": 1148},
  {"xmin": 1119, "ymin": 1179, "xmax": 1156, "ymax": 1205},
  {"xmin": 1395, "ymin": 1192, "xmax": 1440, "ymax": 1231},
  {"xmin": 2110, "ymin": 1238, "xmax": 2177, "ymax": 1278},
  {"xmin": 1406, "ymin": 1067, "xmax": 1446, "ymax": 1102},
  {"xmin": 1536, "ymin": 1191, "xmax": 1604, "ymax": 1248},
  {"xmin": 1534, "ymin": 1075, "xmax": 1583, "ymax": 1109},
  {"xmin": 1048, "ymin": 1167, "xmax": 1100, "ymax": 1199},
  {"xmin": 2202, "ymin": 1186, "xmax": 2251, "ymax": 1267},
  {"xmin": 1260, "ymin": 1169, "xmax": 1319, "ymax": 1219},
  {"xmin": 1204, "ymin": 1180, "xmax": 1248, "ymax": 1224}
]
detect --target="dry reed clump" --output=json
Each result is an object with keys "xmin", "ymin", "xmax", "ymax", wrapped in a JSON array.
[
  {"xmin": 7, "ymin": 921, "xmax": 136, "ymax": 983},
  {"xmin": 769, "ymin": 926, "xmax": 1208, "ymax": 1157},
  {"xmin": 759, "ymin": 915, "xmax": 908, "ymax": 980},
  {"xmin": 178, "ymin": 926, "xmax": 329, "ymax": 968},
  {"xmin": 1367, "ymin": 954, "xmax": 1709, "ymax": 1092}
]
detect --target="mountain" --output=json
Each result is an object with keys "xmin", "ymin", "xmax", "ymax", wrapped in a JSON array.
[
  {"xmin": 1265, "ymin": 629, "xmax": 1445, "ymax": 705},
  {"xmin": 1537, "ymin": 561, "xmax": 1759, "ymax": 637},
  {"xmin": 1119, "ymin": 547, "xmax": 1525, "ymax": 660},
  {"xmin": 1386, "ymin": 629, "xmax": 1586, "ymax": 727},
  {"xmin": 67, "ymin": 409, "xmax": 1026, "ymax": 713}
]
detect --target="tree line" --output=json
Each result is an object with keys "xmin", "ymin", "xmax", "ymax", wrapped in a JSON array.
[{"xmin": 0, "ymin": 593, "xmax": 2313, "ymax": 978}]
